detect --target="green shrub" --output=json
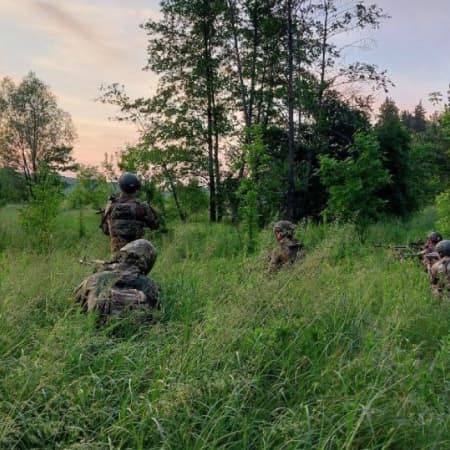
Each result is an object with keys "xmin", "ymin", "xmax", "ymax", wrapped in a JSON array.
[
  {"xmin": 19, "ymin": 165, "xmax": 63, "ymax": 252},
  {"xmin": 435, "ymin": 189, "xmax": 450, "ymax": 236}
]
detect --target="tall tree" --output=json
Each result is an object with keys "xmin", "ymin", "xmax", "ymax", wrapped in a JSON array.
[
  {"xmin": 136, "ymin": 0, "xmax": 229, "ymax": 222},
  {"xmin": 286, "ymin": 0, "xmax": 296, "ymax": 221},
  {"xmin": 0, "ymin": 72, "xmax": 76, "ymax": 193},
  {"xmin": 412, "ymin": 101, "xmax": 427, "ymax": 133},
  {"xmin": 376, "ymin": 98, "xmax": 414, "ymax": 216}
]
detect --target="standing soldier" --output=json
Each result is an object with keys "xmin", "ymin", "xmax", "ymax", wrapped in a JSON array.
[
  {"xmin": 268, "ymin": 220, "xmax": 305, "ymax": 272},
  {"xmin": 102, "ymin": 173, "xmax": 159, "ymax": 256},
  {"xmin": 429, "ymin": 240, "xmax": 450, "ymax": 300}
]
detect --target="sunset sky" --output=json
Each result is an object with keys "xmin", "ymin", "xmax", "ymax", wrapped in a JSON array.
[{"xmin": 1, "ymin": 0, "xmax": 448, "ymax": 166}]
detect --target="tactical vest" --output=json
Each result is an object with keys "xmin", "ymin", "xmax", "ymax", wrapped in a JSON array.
[{"xmin": 109, "ymin": 199, "xmax": 146, "ymax": 239}]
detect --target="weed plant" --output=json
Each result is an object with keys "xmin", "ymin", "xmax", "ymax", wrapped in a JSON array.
[{"xmin": 0, "ymin": 206, "xmax": 449, "ymax": 449}]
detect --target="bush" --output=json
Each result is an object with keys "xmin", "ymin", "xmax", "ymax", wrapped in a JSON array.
[
  {"xmin": 435, "ymin": 189, "xmax": 450, "ymax": 236},
  {"xmin": 19, "ymin": 165, "xmax": 63, "ymax": 251},
  {"xmin": 319, "ymin": 131, "xmax": 391, "ymax": 236}
]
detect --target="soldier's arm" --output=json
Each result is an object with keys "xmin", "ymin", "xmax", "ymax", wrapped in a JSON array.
[
  {"xmin": 143, "ymin": 203, "xmax": 159, "ymax": 230},
  {"xmin": 100, "ymin": 200, "xmax": 114, "ymax": 235},
  {"xmin": 267, "ymin": 249, "xmax": 282, "ymax": 273}
]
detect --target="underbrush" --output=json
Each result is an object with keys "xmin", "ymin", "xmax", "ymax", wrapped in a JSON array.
[{"xmin": 1, "ymin": 206, "xmax": 449, "ymax": 449}]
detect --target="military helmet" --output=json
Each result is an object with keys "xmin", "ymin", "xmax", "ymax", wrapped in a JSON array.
[
  {"xmin": 273, "ymin": 220, "xmax": 296, "ymax": 238},
  {"xmin": 436, "ymin": 240, "xmax": 450, "ymax": 257},
  {"xmin": 119, "ymin": 172, "xmax": 141, "ymax": 194},
  {"xmin": 118, "ymin": 239, "xmax": 157, "ymax": 274},
  {"xmin": 427, "ymin": 231, "xmax": 442, "ymax": 244}
]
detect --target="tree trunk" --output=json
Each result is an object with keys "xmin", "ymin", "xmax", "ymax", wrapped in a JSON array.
[
  {"xmin": 164, "ymin": 164, "xmax": 186, "ymax": 222},
  {"xmin": 212, "ymin": 93, "xmax": 223, "ymax": 221},
  {"xmin": 318, "ymin": 0, "xmax": 329, "ymax": 106},
  {"xmin": 286, "ymin": 0, "xmax": 297, "ymax": 221},
  {"xmin": 202, "ymin": 1, "xmax": 217, "ymax": 222}
]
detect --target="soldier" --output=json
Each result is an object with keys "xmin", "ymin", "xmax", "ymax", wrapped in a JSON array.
[
  {"xmin": 102, "ymin": 172, "xmax": 159, "ymax": 256},
  {"xmin": 75, "ymin": 239, "xmax": 159, "ymax": 320},
  {"xmin": 419, "ymin": 231, "xmax": 442, "ymax": 274},
  {"xmin": 429, "ymin": 239, "xmax": 450, "ymax": 300},
  {"xmin": 268, "ymin": 220, "xmax": 305, "ymax": 272}
]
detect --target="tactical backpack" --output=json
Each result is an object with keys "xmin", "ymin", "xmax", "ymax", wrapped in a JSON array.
[{"xmin": 109, "ymin": 199, "xmax": 146, "ymax": 239}]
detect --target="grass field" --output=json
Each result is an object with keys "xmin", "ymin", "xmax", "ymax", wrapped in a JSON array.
[{"xmin": 1, "ymin": 205, "xmax": 449, "ymax": 449}]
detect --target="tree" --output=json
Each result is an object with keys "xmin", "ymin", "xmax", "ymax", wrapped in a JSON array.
[
  {"xmin": 101, "ymin": 0, "xmax": 391, "ymax": 224},
  {"xmin": 0, "ymin": 72, "xmax": 76, "ymax": 194},
  {"xmin": 67, "ymin": 165, "xmax": 110, "ymax": 210},
  {"xmin": 19, "ymin": 163, "xmax": 63, "ymax": 251},
  {"xmin": 412, "ymin": 101, "xmax": 427, "ymax": 133},
  {"xmin": 376, "ymin": 98, "xmax": 414, "ymax": 216}
]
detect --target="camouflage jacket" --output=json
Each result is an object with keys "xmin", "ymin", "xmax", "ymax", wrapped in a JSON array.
[
  {"xmin": 430, "ymin": 256, "xmax": 450, "ymax": 299},
  {"xmin": 75, "ymin": 262, "xmax": 159, "ymax": 318},
  {"xmin": 419, "ymin": 245, "xmax": 441, "ymax": 273},
  {"xmin": 103, "ymin": 193, "xmax": 159, "ymax": 239},
  {"xmin": 268, "ymin": 237, "xmax": 305, "ymax": 272}
]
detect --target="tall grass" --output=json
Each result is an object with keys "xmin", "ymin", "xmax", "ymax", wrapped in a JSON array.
[{"xmin": 0, "ymin": 205, "xmax": 449, "ymax": 449}]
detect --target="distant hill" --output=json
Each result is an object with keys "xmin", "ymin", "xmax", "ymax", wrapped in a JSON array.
[{"xmin": 60, "ymin": 175, "xmax": 77, "ymax": 193}]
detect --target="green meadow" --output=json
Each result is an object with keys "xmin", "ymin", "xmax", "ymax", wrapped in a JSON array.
[{"xmin": 1, "ymin": 205, "xmax": 449, "ymax": 449}]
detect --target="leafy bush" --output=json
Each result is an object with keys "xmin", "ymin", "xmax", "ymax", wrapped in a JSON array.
[
  {"xmin": 319, "ymin": 131, "xmax": 391, "ymax": 236},
  {"xmin": 435, "ymin": 189, "xmax": 450, "ymax": 236},
  {"xmin": 66, "ymin": 165, "xmax": 110, "ymax": 210},
  {"xmin": 19, "ymin": 165, "xmax": 63, "ymax": 251}
]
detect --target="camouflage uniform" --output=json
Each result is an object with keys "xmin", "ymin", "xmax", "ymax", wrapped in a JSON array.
[
  {"xmin": 104, "ymin": 193, "xmax": 159, "ymax": 256},
  {"xmin": 75, "ymin": 239, "xmax": 159, "ymax": 319},
  {"xmin": 430, "ymin": 257, "xmax": 450, "ymax": 299},
  {"xmin": 418, "ymin": 232, "xmax": 442, "ymax": 274},
  {"xmin": 429, "ymin": 240, "xmax": 450, "ymax": 300},
  {"xmin": 268, "ymin": 220, "xmax": 305, "ymax": 272},
  {"xmin": 419, "ymin": 247, "xmax": 441, "ymax": 275}
]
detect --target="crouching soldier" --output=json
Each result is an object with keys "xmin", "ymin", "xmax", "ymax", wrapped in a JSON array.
[
  {"xmin": 75, "ymin": 239, "xmax": 159, "ymax": 320},
  {"xmin": 268, "ymin": 220, "xmax": 305, "ymax": 272},
  {"xmin": 419, "ymin": 231, "xmax": 442, "ymax": 274},
  {"xmin": 102, "ymin": 172, "xmax": 159, "ymax": 257},
  {"xmin": 429, "ymin": 239, "xmax": 450, "ymax": 300}
]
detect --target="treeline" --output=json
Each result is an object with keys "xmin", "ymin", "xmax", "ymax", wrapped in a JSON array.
[
  {"xmin": 99, "ymin": 0, "xmax": 450, "ymax": 231},
  {"xmin": 2, "ymin": 1, "xmax": 450, "ymax": 236}
]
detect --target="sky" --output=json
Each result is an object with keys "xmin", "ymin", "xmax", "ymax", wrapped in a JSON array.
[{"xmin": 0, "ymin": 0, "xmax": 449, "ymax": 166}]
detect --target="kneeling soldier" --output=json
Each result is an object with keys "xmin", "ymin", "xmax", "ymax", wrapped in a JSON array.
[
  {"xmin": 419, "ymin": 231, "xmax": 442, "ymax": 274},
  {"xmin": 268, "ymin": 220, "xmax": 305, "ymax": 272},
  {"xmin": 429, "ymin": 239, "xmax": 450, "ymax": 300},
  {"xmin": 75, "ymin": 239, "xmax": 159, "ymax": 320}
]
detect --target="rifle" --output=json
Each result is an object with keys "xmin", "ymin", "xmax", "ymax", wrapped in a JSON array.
[
  {"xmin": 78, "ymin": 257, "xmax": 106, "ymax": 267},
  {"xmin": 373, "ymin": 241, "xmax": 426, "ymax": 262},
  {"xmin": 373, "ymin": 240, "xmax": 425, "ymax": 250},
  {"xmin": 97, "ymin": 194, "xmax": 117, "ymax": 235}
]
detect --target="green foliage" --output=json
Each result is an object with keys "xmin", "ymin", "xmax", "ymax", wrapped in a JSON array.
[
  {"xmin": 0, "ymin": 167, "xmax": 27, "ymax": 206},
  {"xmin": 19, "ymin": 165, "xmax": 63, "ymax": 251},
  {"xmin": 376, "ymin": 98, "xmax": 417, "ymax": 216},
  {"xmin": 66, "ymin": 165, "xmax": 110, "ymax": 210},
  {"xmin": 238, "ymin": 125, "xmax": 268, "ymax": 252},
  {"xmin": 405, "ymin": 140, "xmax": 441, "ymax": 205},
  {"xmin": 435, "ymin": 189, "xmax": 450, "ymax": 237},
  {"xmin": 439, "ymin": 110, "xmax": 450, "ymax": 142},
  {"xmin": 319, "ymin": 131, "xmax": 391, "ymax": 234},
  {"xmin": 166, "ymin": 180, "xmax": 209, "ymax": 220}
]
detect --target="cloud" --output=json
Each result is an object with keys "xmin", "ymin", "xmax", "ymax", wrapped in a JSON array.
[
  {"xmin": 0, "ymin": 0, "xmax": 161, "ymax": 165},
  {"xmin": 33, "ymin": 1, "xmax": 102, "ymax": 44}
]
